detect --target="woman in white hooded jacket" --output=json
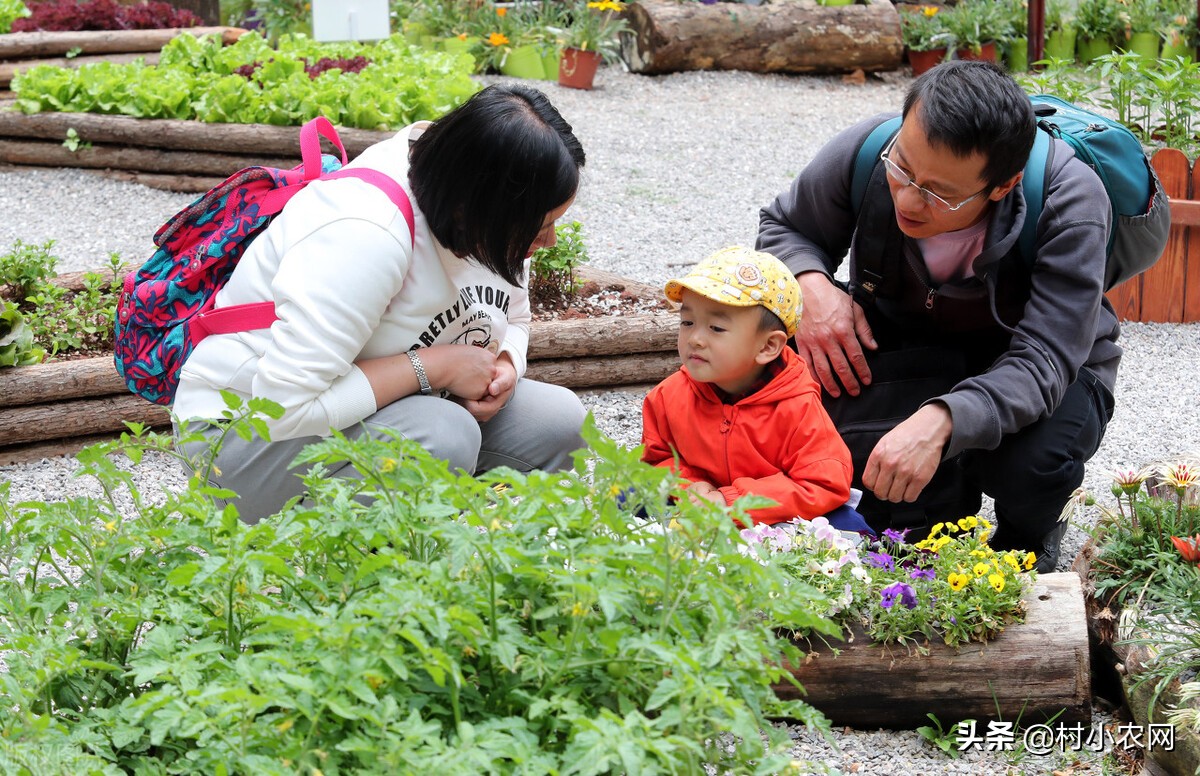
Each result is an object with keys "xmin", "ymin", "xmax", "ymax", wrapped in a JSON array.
[{"xmin": 174, "ymin": 84, "xmax": 588, "ymax": 521}]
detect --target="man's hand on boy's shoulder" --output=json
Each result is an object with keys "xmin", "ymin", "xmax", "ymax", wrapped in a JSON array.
[{"xmin": 794, "ymin": 272, "xmax": 877, "ymax": 397}]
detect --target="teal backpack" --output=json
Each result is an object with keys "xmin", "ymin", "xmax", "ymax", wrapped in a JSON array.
[{"xmin": 850, "ymin": 94, "xmax": 1170, "ymax": 292}]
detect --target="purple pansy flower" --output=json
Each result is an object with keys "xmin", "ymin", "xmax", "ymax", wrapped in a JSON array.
[
  {"xmin": 864, "ymin": 551, "xmax": 894, "ymax": 570},
  {"xmin": 882, "ymin": 528, "xmax": 909, "ymax": 545},
  {"xmin": 909, "ymin": 568, "xmax": 936, "ymax": 581},
  {"xmin": 880, "ymin": 582, "xmax": 918, "ymax": 610}
]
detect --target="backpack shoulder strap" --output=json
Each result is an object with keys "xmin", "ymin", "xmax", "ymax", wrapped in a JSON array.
[
  {"xmin": 324, "ymin": 167, "xmax": 416, "ymax": 247},
  {"xmin": 851, "ymin": 116, "xmax": 902, "ymax": 215},
  {"xmin": 1018, "ymin": 126, "xmax": 1053, "ymax": 268}
]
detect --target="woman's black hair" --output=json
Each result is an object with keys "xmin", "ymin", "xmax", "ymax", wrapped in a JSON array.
[
  {"xmin": 902, "ymin": 60, "xmax": 1035, "ymax": 189},
  {"xmin": 408, "ymin": 84, "xmax": 586, "ymax": 286}
]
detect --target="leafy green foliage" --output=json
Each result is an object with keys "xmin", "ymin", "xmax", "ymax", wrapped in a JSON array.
[
  {"xmin": 916, "ymin": 712, "xmax": 967, "ymax": 758},
  {"xmin": 0, "ymin": 299, "xmax": 44, "ymax": 366},
  {"xmin": 0, "ymin": 407, "xmax": 834, "ymax": 772},
  {"xmin": 12, "ymin": 30, "xmax": 480, "ymax": 130},
  {"xmin": 0, "ymin": 238, "xmax": 57, "ymax": 300},
  {"xmin": 0, "ymin": 0, "xmax": 29, "ymax": 34},
  {"xmin": 530, "ymin": 220, "xmax": 589, "ymax": 307}
]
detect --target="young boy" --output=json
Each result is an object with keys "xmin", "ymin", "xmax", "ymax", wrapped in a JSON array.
[{"xmin": 641, "ymin": 246, "xmax": 853, "ymax": 525}]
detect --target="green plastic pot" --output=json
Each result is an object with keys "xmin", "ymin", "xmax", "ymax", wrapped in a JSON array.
[
  {"xmin": 1007, "ymin": 38, "xmax": 1028, "ymax": 72},
  {"xmin": 441, "ymin": 36, "xmax": 478, "ymax": 58},
  {"xmin": 1124, "ymin": 31, "xmax": 1160, "ymax": 59},
  {"xmin": 1076, "ymin": 36, "xmax": 1114, "ymax": 63},
  {"xmin": 818, "ymin": 0, "xmax": 855, "ymax": 5},
  {"xmin": 541, "ymin": 46, "xmax": 561, "ymax": 81},
  {"xmin": 1044, "ymin": 28, "xmax": 1077, "ymax": 61},
  {"xmin": 500, "ymin": 44, "xmax": 546, "ymax": 80},
  {"xmin": 1162, "ymin": 40, "xmax": 1194, "ymax": 60}
]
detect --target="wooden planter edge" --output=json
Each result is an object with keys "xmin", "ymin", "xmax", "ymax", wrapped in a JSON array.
[
  {"xmin": 0, "ymin": 266, "xmax": 677, "ymax": 463},
  {"xmin": 773, "ymin": 571, "xmax": 1091, "ymax": 729}
]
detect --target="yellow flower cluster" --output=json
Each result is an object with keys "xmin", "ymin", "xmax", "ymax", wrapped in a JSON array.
[{"xmin": 588, "ymin": 0, "xmax": 625, "ymax": 11}]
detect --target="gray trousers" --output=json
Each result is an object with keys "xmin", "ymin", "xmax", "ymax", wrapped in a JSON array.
[{"xmin": 176, "ymin": 378, "xmax": 587, "ymax": 523}]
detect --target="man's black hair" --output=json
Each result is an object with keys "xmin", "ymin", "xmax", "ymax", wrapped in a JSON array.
[
  {"xmin": 902, "ymin": 60, "xmax": 1035, "ymax": 189},
  {"xmin": 409, "ymin": 84, "xmax": 586, "ymax": 286}
]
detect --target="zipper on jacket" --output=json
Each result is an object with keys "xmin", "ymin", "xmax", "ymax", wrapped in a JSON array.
[
  {"xmin": 903, "ymin": 243, "xmax": 938, "ymax": 311},
  {"xmin": 721, "ymin": 408, "xmax": 735, "ymax": 490},
  {"xmin": 925, "ymin": 288, "xmax": 936, "ymax": 309}
]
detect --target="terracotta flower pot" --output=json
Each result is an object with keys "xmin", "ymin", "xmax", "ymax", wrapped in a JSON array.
[
  {"xmin": 956, "ymin": 40, "xmax": 998, "ymax": 63},
  {"xmin": 907, "ymin": 47, "xmax": 948, "ymax": 76},
  {"xmin": 558, "ymin": 47, "xmax": 602, "ymax": 90}
]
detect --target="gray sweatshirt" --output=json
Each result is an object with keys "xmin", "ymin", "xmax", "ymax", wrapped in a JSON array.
[{"xmin": 757, "ymin": 113, "xmax": 1120, "ymax": 459}]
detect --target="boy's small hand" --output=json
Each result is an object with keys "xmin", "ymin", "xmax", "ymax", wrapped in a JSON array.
[{"xmin": 685, "ymin": 481, "xmax": 726, "ymax": 507}]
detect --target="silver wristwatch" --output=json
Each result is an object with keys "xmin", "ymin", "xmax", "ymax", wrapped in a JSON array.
[{"xmin": 406, "ymin": 349, "xmax": 432, "ymax": 395}]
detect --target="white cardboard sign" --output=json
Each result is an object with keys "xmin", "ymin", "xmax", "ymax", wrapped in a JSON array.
[{"xmin": 312, "ymin": 0, "xmax": 391, "ymax": 42}]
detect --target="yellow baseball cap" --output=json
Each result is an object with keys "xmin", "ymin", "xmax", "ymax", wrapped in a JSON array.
[{"xmin": 664, "ymin": 246, "xmax": 803, "ymax": 336}]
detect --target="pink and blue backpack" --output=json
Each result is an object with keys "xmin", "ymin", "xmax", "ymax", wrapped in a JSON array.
[{"xmin": 114, "ymin": 117, "xmax": 415, "ymax": 406}]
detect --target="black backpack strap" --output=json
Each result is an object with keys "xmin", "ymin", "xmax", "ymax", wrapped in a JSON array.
[
  {"xmin": 849, "ymin": 160, "xmax": 907, "ymax": 306},
  {"xmin": 849, "ymin": 116, "xmax": 905, "ymax": 306}
]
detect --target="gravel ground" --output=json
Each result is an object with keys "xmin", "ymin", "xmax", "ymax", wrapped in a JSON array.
[{"xmin": 2, "ymin": 64, "xmax": 1198, "ymax": 774}]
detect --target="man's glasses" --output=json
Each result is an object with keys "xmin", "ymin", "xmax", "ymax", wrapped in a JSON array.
[{"xmin": 880, "ymin": 134, "xmax": 989, "ymax": 213}]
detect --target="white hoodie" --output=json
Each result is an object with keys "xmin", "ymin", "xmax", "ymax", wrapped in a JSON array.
[{"xmin": 172, "ymin": 123, "xmax": 531, "ymax": 440}]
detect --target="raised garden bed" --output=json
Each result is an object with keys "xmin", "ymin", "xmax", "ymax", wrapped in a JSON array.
[
  {"xmin": 1074, "ymin": 542, "xmax": 1200, "ymax": 775},
  {"xmin": 775, "ymin": 571, "xmax": 1092, "ymax": 729},
  {"xmin": 0, "ymin": 26, "xmax": 246, "ymax": 90},
  {"xmin": 620, "ymin": 0, "xmax": 903, "ymax": 75},
  {"xmin": 0, "ymin": 265, "xmax": 676, "ymax": 465},
  {"xmin": 0, "ymin": 101, "xmax": 394, "ymax": 192}
]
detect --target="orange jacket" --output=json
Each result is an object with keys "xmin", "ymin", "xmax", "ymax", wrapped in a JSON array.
[{"xmin": 641, "ymin": 347, "xmax": 852, "ymax": 524}]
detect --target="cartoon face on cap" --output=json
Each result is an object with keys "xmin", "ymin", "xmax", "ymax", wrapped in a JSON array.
[{"xmin": 664, "ymin": 246, "xmax": 803, "ymax": 336}]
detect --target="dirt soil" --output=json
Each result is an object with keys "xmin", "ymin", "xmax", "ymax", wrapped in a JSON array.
[{"xmin": 531, "ymin": 279, "xmax": 670, "ymax": 322}]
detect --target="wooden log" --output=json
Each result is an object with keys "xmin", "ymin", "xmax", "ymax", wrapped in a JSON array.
[
  {"xmin": 0, "ymin": 393, "xmax": 170, "ymax": 446},
  {"xmin": 621, "ymin": 0, "xmax": 903, "ymax": 75},
  {"xmin": 0, "ymin": 105, "xmax": 395, "ymax": 157},
  {"xmin": 0, "ymin": 431, "xmax": 147, "ymax": 466},
  {"xmin": 0, "ymin": 52, "xmax": 161, "ymax": 88},
  {"xmin": 525, "ymin": 352, "xmax": 678, "ymax": 388},
  {"xmin": 89, "ymin": 168, "xmax": 225, "ymax": 193},
  {"xmin": 528, "ymin": 313, "xmax": 674, "ymax": 360},
  {"xmin": 0, "ymin": 356, "xmax": 125, "ymax": 408},
  {"xmin": 775, "ymin": 572, "xmax": 1092, "ymax": 728},
  {"xmin": 0, "ymin": 138, "xmax": 294, "ymax": 177},
  {"xmin": 0, "ymin": 27, "xmax": 245, "ymax": 59}
]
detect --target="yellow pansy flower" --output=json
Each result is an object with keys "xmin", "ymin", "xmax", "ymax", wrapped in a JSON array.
[
  {"xmin": 1024, "ymin": 551, "xmax": 1037, "ymax": 570},
  {"xmin": 989, "ymin": 573, "xmax": 1005, "ymax": 592},
  {"xmin": 932, "ymin": 535, "xmax": 952, "ymax": 552},
  {"xmin": 973, "ymin": 562, "xmax": 990, "ymax": 577},
  {"xmin": 930, "ymin": 522, "xmax": 944, "ymax": 536},
  {"xmin": 1003, "ymin": 552, "xmax": 1021, "ymax": 570},
  {"xmin": 948, "ymin": 572, "xmax": 969, "ymax": 591}
]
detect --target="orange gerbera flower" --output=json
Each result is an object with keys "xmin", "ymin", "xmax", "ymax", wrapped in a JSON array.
[{"xmin": 488, "ymin": 32, "xmax": 509, "ymax": 47}]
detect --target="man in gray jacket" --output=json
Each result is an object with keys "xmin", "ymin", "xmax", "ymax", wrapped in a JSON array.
[{"xmin": 757, "ymin": 61, "xmax": 1118, "ymax": 572}]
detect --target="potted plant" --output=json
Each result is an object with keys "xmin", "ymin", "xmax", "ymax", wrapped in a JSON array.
[
  {"xmin": 1000, "ymin": 0, "xmax": 1029, "ymax": 71},
  {"xmin": 1043, "ymin": 0, "xmax": 1078, "ymax": 62},
  {"xmin": 899, "ymin": 5, "xmax": 952, "ymax": 75},
  {"xmin": 1117, "ymin": 0, "xmax": 1165, "ymax": 59},
  {"xmin": 557, "ymin": 0, "xmax": 629, "ymax": 90},
  {"xmin": 1074, "ymin": 0, "xmax": 1123, "ymax": 63},
  {"xmin": 939, "ymin": 0, "xmax": 1011, "ymax": 62},
  {"xmin": 1161, "ymin": 1, "xmax": 1198, "ymax": 60}
]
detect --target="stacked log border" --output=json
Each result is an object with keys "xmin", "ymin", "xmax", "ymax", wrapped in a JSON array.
[
  {"xmin": 0, "ymin": 267, "xmax": 676, "ymax": 465},
  {"xmin": 620, "ymin": 0, "xmax": 903, "ymax": 75},
  {"xmin": 1105, "ymin": 148, "xmax": 1200, "ymax": 323},
  {"xmin": 0, "ymin": 105, "xmax": 397, "ymax": 192},
  {"xmin": 0, "ymin": 27, "xmax": 247, "ymax": 88},
  {"xmin": 775, "ymin": 572, "xmax": 1092, "ymax": 728}
]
